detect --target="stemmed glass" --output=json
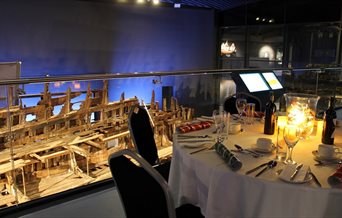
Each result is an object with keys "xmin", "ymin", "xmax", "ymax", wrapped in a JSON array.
[
  {"xmin": 235, "ymin": 98, "xmax": 247, "ymax": 124},
  {"xmin": 283, "ymin": 124, "xmax": 301, "ymax": 165}
]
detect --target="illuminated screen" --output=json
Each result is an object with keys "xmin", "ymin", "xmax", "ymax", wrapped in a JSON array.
[
  {"xmin": 239, "ymin": 73, "xmax": 270, "ymax": 92},
  {"xmin": 262, "ymin": 72, "xmax": 283, "ymax": 90}
]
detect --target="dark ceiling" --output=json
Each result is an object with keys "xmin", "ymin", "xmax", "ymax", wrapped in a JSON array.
[{"xmin": 160, "ymin": 0, "xmax": 259, "ymax": 11}]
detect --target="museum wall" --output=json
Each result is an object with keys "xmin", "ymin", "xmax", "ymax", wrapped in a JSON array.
[{"xmin": 0, "ymin": 0, "xmax": 217, "ymax": 113}]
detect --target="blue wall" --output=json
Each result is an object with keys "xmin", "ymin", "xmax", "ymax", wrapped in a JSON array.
[{"xmin": 0, "ymin": 0, "xmax": 216, "ymax": 107}]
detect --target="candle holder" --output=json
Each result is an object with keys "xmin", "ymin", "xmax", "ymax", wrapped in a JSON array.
[{"xmin": 284, "ymin": 93, "xmax": 320, "ymax": 139}]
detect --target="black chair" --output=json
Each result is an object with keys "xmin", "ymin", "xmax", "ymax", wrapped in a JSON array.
[
  {"xmin": 224, "ymin": 92, "xmax": 262, "ymax": 114},
  {"xmin": 335, "ymin": 106, "xmax": 342, "ymax": 120},
  {"xmin": 108, "ymin": 149, "xmax": 204, "ymax": 218},
  {"xmin": 128, "ymin": 105, "xmax": 171, "ymax": 181}
]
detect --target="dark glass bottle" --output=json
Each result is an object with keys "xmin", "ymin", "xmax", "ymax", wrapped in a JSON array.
[
  {"xmin": 322, "ymin": 97, "xmax": 337, "ymax": 145},
  {"xmin": 264, "ymin": 92, "xmax": 277, "ymax": 135}
]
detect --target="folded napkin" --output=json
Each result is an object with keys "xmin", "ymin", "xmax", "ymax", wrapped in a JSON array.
[
  {"xmin": 279, "ymin": 164, "xmax": 309, "ymax": 182},
  {"xmin": 177, "ymin": 121, "xmax": 213, "ymax": 134},
  {"xmin": 214, "ymin": 142, "xmax": 242, "ymax": 171}
]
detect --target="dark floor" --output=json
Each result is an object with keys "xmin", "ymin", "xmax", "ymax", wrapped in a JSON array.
[{"xmin": 19, "ymin": 187, "xmax": 125, "ymax": 218}]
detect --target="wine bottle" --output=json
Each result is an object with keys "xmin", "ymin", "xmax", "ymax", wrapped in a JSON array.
[
  {"xmin": 264, "ymin": 92, "xmax": 277, "ymax": 135},
  {"xmin": 322, "ymin": 97, "xmax": 337, "ymax": 145}
]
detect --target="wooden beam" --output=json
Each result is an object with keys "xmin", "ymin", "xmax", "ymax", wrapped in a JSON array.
[
  {"xmin": 69, "ymin": 134, "xmax": 104, "ymax": 145},
  {"xmin": 30, "ymin": 150, "xmax": 71, "ymax": 162},
  {"xmin": 84, "ymin": 140, "xmax": 102, "ymax": 149},
  {"xmin": 102, "ymin": 131, "xmax": 129, "ymax": 142}
]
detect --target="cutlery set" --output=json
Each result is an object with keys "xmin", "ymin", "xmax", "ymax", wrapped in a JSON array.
[
  {"xmin": 189, "ymin": 144, "xmax": 215, "ymax": 154},
  {"xmin": 231, "ymin": 144, "xmax": 263, "ymax": 158},
  {"xmin": 178, "ymin": 134, "xmax": 211, "ymax": 139},
  {"xmin": 177, "ymin": 134, "xmax": 214, "ymax": 143},
  {"xmin": 246, "ymin": 160, "xmax": 277, "ymax": 177},
  {"xmin": 247, "ymin": 161, "xmax": 322, "ymax": 187},
  {"xmin": 179, "ymin": 134, "xmax": 323, "ymax": 187}
]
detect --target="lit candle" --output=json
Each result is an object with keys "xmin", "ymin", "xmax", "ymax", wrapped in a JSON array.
[
  {"xmin": 316, "ymin": 120, "xmax": 323, "ymax": 136},
  {"xmin": 277, "ymin": 116, "xmax": 287, "ymax": 129}
]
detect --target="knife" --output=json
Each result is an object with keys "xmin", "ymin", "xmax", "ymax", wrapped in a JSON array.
[
  {"xmin": 290, "ymin": 163, "xmax": 303, "ymax": 181},
  {"xmin": 245, "ymin": 162, "xmax": 269, "ymax": 174}
]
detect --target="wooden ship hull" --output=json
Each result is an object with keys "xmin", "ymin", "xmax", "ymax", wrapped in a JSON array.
[{"xmin": 0, "ymin": 80, "xmax": 193, "ymax": 209}]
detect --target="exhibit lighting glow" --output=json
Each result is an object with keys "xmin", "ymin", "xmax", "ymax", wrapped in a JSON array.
[
  {"xmin": 259, "ymin": 45, "xmax": 275, "ymax": 60},
  {"xmin": 137, "ymin": 0, "xmax": 145, "ymax": 4},
  {"xmin": 256, "ymin": 17, "xmax": 260, "ymax": 21},
  {"xmin": 152, "ymin": 0, "xmax": 160, "ymax": 5}
]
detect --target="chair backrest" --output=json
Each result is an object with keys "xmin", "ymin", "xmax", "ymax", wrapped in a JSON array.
[
  {"xmin": 223, "ymin": 96, "xmax": 239, "ymax": 114},
  {"xmin": 108, "ymin": 149, "xmax": 176, "ymax": 218},
  {"xmin": 224, "ymin": 92, "xmax": 262, "ymax": 113},
  {"xmin": 128, "ymin": 105, "xmax": 159, "ymax": 165},
  {"xmin": 335, "ymin": 106, "xmax": 342, "ymax": 119}
]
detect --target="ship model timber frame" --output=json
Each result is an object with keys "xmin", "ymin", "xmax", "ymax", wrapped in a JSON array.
[{"xmin": 0, "ymin": 80, "xmax": 193, "ymax": 208}]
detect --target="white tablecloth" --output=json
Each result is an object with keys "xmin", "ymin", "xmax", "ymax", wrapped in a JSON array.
[{"xmin": 169, "ymin": 121, "xmax": 342, "ymax": 218}]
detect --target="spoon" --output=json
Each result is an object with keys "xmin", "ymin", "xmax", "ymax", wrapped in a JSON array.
[{"xmin": 255, "ymin": 160, "xmax": 277, "ymax": 177}]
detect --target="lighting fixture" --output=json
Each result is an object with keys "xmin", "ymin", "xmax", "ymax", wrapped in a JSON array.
[
  {"xmin": 174, "ymin": 3, "xmax": 181, "ymax": 8},
  {"xmin": 152, "ymin": 0, "xmax": 159, "ymax": 5},
  {"xmin": 221, "ymin": 41, "xmax": 237, "ymax": 57}
]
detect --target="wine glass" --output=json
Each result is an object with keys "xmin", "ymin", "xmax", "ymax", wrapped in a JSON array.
[
  {"xmin": 283, "ymin": 125, "xmax": 301, "ymax": 165},
  {"xmin": 235, "ymin": 98, "xmax": 247, "ymax": 124}
]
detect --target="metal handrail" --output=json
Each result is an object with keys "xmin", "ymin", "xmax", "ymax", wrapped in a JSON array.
[{"xmin": 0, "ymin": 67, "xmax": 341, "ymax": 86}]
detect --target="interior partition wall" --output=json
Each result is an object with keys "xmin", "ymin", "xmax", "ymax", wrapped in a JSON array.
[
  {"xmin": 0, "ymin": 0, "xmax": 216, "ymax": 77},
  {"xmin": 219, "ymin": 22, "xmax": 342, "ymax": 70}
]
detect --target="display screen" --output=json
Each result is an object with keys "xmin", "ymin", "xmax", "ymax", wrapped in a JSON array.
[
  {"xmin": 239, "ymin": 73, "xmax": 270, "ymax": 92},
  {"xmin": 262, "ymin": 72, "xmax": 283, "ymax": 90}
]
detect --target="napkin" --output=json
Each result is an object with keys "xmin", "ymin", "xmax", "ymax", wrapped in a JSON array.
[
  {"xmin": 177, "ymin": 121, "xmax": 213, "ymax": 134},
  {"xmin": 279, "ymin": 164, "xmax": 309, "ymax": 182},
  {"xmin": 214, "ymin": 142, "xmax": 242, "ymax": 171}
]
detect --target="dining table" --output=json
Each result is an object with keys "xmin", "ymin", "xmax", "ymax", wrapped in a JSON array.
[{"xmin": 168, "ymin": 117, "xmax": 342, "ymax": 218}]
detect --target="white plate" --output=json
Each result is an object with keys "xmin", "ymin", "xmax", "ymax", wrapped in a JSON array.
[
  {"xmin": 312, "ymin": 150, "xmax": 341, "ymax": 161},
  {"xmin": 279, "ymin": 173, "xmax": 312, "ymax": 184},
  {"xmin": 278, "ymin": 165, "xmax": 313, "ymax": 184},
  {"xmin": 251, "ymin": 144, "xmax": 276, "ymax": 153}
]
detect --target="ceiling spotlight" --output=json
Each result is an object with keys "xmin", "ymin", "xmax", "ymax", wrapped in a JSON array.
[
  {"xmin": 256, "ymin": 17, "xmax": 260, "ymax": 21},
  {"xmin": 262, "ymin": 18, "xmax": 266, "ymax": 22},
  {"xmin": 152, "ymin": 0, "xmax": 160, "ymax": 5},
  {"xmin": 137, "ymin": 0, "xmax": 145, "ymax": 4},
  {"xmin": 269, "ymin": 19, "xmax": 274, "ymax": 23}
]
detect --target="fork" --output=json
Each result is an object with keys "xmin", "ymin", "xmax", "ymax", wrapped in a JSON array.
[
  {"xmin": 190, "ymin": 143, "xmax": 215, "ymax": 154},
  {"xmin": 178, "ymin": 134, "xmax": 211, "ymax": 138}
]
